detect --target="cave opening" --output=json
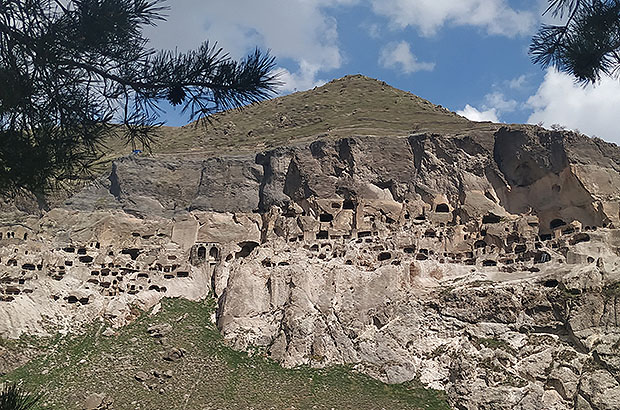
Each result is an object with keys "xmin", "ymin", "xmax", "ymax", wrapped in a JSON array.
[
  {"xmin": 121, "ymin": 248, "xmax": 141, "ymax": 260},
  {"xmin": 435, "ymin": 203, "xmax": 449, "ymax": 213},
  {"xmin": 197, "ymin": 246, "xmax": 207, "ymax": 259},
  {"xmin": 343, "ymin": 199, "xmax": 355, "ymax": 210},
  {"xmin": 236, "ymin": 241, "xmax": 260, "ymax": 258},
  {"xmin": 482, "ymin": 213, "xmax": 501, "ymax": 224},
  {"xmin": 320, "ymin": 213, "xmax": 334, "ymax": 222},
  {"xmin": 550, "ymin": 219, "xmax": 566, "ymax": 229},
  {"xmin": 209, "ymin": 247, "xmax": 219, "ymax": 259},
  {"xmin": 378, "ymin": 252, "xmax": 391, "ymax": 261}
]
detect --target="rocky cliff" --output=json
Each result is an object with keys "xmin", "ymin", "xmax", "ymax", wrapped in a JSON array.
[{"xmin": 2, "ymin": 75, "xmax": 620, "ymax": 409}]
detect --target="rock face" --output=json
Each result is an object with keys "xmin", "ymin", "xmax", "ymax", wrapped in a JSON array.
[{"xmin": 2, "ymin": 76, "xmax": 620, "ymax": 409}]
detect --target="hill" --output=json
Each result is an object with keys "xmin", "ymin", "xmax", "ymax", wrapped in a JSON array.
[
  {"xmin": 2, "ymin": 75, "xmax": 620, "ymax": 409},
  {"xmin": 104, "ymin": 74, "xmax": 498, "ymax": 159}
]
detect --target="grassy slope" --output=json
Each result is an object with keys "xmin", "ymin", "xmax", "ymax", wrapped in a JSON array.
[
  {"xmin": 102, "ymin": 74, "xmax": 499, "ymax": 160},
  {"xmin": 1, "ymin": 298, "xmax": 449, "ymax": 410}
]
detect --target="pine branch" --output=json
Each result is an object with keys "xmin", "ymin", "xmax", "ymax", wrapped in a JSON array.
[
  {"xmin": 0, "ymin": 0, "xmax": 280, "ymax": 197},
  {"xmin": 531, "ymin": 0, "xmax": 620, "ymax": 83}
]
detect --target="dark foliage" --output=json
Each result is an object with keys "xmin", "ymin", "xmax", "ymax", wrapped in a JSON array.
[
  {"xmin": 0, "ymin": 383, "xmax": 43, "ymax": 410},
  {"xmin": 530, "ymin": 0, "xmax": 620, "ymax": 84},
  {"xmin": 0, "ymin": 0, "xmax": 279, "ymax": 198}
]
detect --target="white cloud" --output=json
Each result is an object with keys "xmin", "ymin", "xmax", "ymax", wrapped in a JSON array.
[
  {"xmin": 143, "ymin": 1, "xmax": 355, "ymax": 93},
  {"xmin": 276, "ymin": 62, "xmax": 326, "ymax": 93},
  {"xmin": 457, "ymin": 104, "xmax": 499, "ymax": 122},
  {"xmin": 508, "ymin": 74, "xmax": 528, "ymax": 90},
  {"xmin": 527, "ymin": 69, "xmax": 620, "ymax": 144},
  {"xmin": 457, "ymin": 90, "xmax": 517, "ymax": 123},
  {"xmin": 370, "ymin": 0, "xmax": 537, "ymax": 37},
  {"xmin": 484, "ymin": 91, "xmax": 518, "ymax": 113},
  {"xmin": 379, "ymin": 41, "xmax": 435, "ymax": 74}
]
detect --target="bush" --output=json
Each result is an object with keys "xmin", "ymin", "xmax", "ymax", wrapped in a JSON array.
[{"xmin": 0, "ymin": 383, "xmax": 43, "ymax": 410}]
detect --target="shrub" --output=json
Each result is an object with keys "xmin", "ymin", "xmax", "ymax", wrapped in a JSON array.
[{"xmin": 0, "ymin": 383, "xmax": 43, "ymax": 410}]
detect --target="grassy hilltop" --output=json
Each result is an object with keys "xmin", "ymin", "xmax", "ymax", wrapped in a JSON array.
[{"xmin": 104, "ymin": 74, "xmax": 498, "ymax": 160}]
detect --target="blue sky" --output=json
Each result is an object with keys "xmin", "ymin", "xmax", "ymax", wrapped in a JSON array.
[{"xmin": 144, "ymin": 0, "xmax": 620, "ymax": 145}]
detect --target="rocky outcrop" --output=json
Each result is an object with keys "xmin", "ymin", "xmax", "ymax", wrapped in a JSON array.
[
  {"xmin": 61, "ymin": 125, "xmax": 620, "ymax": 231},
  {"xmin": 215, "ymin": 214, "xmax": 620, "ymax": 409},
  {"xmin": 2, "ymin": 76, "xmax": 620, "ymax": 409}
]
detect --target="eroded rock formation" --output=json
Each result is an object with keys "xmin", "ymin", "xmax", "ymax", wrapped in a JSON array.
[{"xmin": 2, "ymin": 76, "xmax": 620, "ymax": 409}]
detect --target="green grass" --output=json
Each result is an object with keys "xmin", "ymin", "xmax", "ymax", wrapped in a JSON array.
[
  {"xmin": 474, "ymin": 337, "xmax": 516, "ymax": 355},
  {"xmin": 99, "ymin": 74, "xmax": 500, "ymax": 160},
  {"xmin": 1, "ymin": 298, "xmax": 449, "ymax": 410}
]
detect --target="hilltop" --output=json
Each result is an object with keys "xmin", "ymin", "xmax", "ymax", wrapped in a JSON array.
[{"xmin": 103, "ymin": 74, "xmax": 498, "ymax": 160}]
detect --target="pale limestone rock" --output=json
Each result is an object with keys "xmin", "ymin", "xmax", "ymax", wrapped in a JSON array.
[
  {"xmin": 2, "ymin": 123, "xmax": 620, "ymax": 409},
  {"xmin": 102, "ymin": 328, "xmax": 115, "ymax": 337},
  {"xmin": 171, "ymin": 218, "xmax": 198, "ymax": 250},
  {"xmin": 82, "ymin": 393, "xmax": 112, "ymax": 410},
  {"xmin": 579, "ymin": 370, "xmax": 620, "ymax": 410}
]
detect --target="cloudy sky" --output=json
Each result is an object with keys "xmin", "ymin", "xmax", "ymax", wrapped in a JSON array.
[{"xmin": 144, "ymin": 0, "xmax": 620, "ymax": 145}]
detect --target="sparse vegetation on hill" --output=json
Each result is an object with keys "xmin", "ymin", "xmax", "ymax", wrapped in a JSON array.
[
  {"xmin": 154, "ymin": 75, "xmax": 499, "ymax": 156},
  {"xmin": 95, "ymin": 74, "xmax": 500, "ymax": 168}
]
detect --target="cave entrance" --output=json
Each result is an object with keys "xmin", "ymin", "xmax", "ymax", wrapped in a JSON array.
[
  {"xmin": 550, "ymin": 219, "xmax": 566, "ymax": 229},
  {"xmin": 209, "ymin": 246, "xmax": 219, "ymax": 260},
  {"xmin": 197, "ymin": 246, "xmax": 207, "ymax": 259},
  {"xmin": 236, "ymin": 241, "xmax": 259, "ymax": 258},
  {"xmin": 343, "ymin": 199, "xmax": 355, "ymax": 210},
  {"xmin": 482, "ymin": 213, "xmax": 502, "ymax": 224},
  {"xmin": 435, "ymin": 203, "xmax": 449, "ymax": 213},
  {"xmin": 319, "ymin": 213, "xmax": 334, "ymax": 222}
]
